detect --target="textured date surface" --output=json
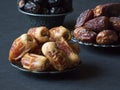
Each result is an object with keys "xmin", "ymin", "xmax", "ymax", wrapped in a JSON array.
[
  {"xmin": 96, "ymin": 30, "xmax": 118, "ymax": 44},
  {"xmin": 75, "ymin": 9, "xmax": 94, "ymax": 28},
  {"xmin": 74, "ymin": 27, "xmax": 97, "ymax": 43},
  {"xmin": 74, "ymin": 3, "xmax": 120, "ymax": 45},
  {"xmin": 94, "ymin": 3, "xmax": 120, "ymax": 17},
  {"xmin": 84, "ymin": 16, "xmax": 109, "ymax": 33},
  {"xmin": 110, "ymin": 17, "xmax": 120, "ymax": 32}
]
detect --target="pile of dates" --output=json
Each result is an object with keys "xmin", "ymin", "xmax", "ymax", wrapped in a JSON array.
[
  {"xmin": 74, "ymin": 3, "xmax": 120, "ymax": 45},
  {"xmin": 18, "ymin": 0, "xmax": 72, "ymax": 14},
  {"xmin": 9, "ymin": 26, "xmax": 80, "ymax": 71}
]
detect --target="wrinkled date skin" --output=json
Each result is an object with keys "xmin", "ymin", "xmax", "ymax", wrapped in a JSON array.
[
  {"xmin": 94, "ymin": 3, "xmax": 120, "ymax": 17},
  {"xmin": 96, "ymin": 30, "xmax": 118, "ymax": 44},
  {"xmin": 74, "ymin": 3, "xmax": 120, "ymax": 44},
  {"xmin": 84, "ymin": 16, "xmax": 109, "ymax": 33},
  {"xmin": 75, "ymin": 9, "xmax": 94, "ymax": 28},
  {"xmin": 24, "ymin": 1, "xmax": 41, "ymax": 14},
  {"xmin": 110, "ymin": 17, "xmax": 120, "ymax": 32},
  {"xmin": 74, "ymin": 27, "xmax": 97, "ymax": 43},
  {"xmin": 18, "ymin": 0, "xmax": 72, "ymax": 14}
]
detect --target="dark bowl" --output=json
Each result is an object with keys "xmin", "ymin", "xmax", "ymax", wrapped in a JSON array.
[{"xmin": 18, "ymin": 8, "xmax": 73, "ymax": 28}]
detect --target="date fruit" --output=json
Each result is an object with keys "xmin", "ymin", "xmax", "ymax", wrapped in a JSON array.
[
  {"xmin": 110, "ymin": 17, "xmax": 120, "ymax": 32},
  {"xmin": 74, "ymin": 27, "xmax": 97, "ymax": 43},
  {"xmin": 84, "ymin": 16, "xmax": 109, "ymax": 33},
  {"xmin": 96, "ymin": 30, "xmax": 118, "ymax": 44},
  {"xmin": 74, "ymin": 3, "xmax": 120, "ymax": 45},
  {"xmin": 24, "ymin": 1, "xmax": 41, "ymax": 14},
  {"xmin": 94, "ymin": 3, "xmax": 120, "ymax": 17},
  {"xmin": 21, "ymin": 53, "xmax": 50, "ymax": 71},
  {"xmin": 75, "ymin": 9, "xmax": 94, "ymax": 28}
]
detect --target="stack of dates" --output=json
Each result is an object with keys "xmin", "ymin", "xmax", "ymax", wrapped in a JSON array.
[
  {"xmin": 9, "ymin": 26, "xmax": 80, "ymax": 72},
  {"xmin": 74, "ymin": 3, "xmax": 120, "ymax": 45},
  {"xmin": 18, "ymin": 0, "xmax": 72, "ymax": 14}
]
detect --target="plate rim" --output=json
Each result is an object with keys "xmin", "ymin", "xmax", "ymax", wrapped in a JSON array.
[
  {"xmin": 10, "ymin": 62, "xmax": 81, "ymax": 74},
  {"xmin": 72, "ymin": 37, "xmax": 120, "ymax": 48}
]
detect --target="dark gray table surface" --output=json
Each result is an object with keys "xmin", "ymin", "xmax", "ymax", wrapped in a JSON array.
[{"xmin": 0, "ymin": 0, "xmax": 120, "ymax": 90}]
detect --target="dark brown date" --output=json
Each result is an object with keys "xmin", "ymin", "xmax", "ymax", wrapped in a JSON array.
[
  {"xmin": 24, "ymin": 1, "xmax": 41, "ymax": 14},
  {"xmin": 94, "ymin": 3, "xmax": 120, "ymax": 17},
  {"xmin": 96, "ymin": 30, "xmax": 118, "ymax": 44},
  {"xmin": 74, "ymin": 27, "xmax": 97, "ymax": 43},
  {"xmin": 110, "ymin": 17, "xmax": 120, "ymax": 32},
  {"xmin": 75, "ymin": 9, "xmax": 94, "ymax": 28},
  {"xmin": 84, "ymin": 16, "xmax": 109, "ymax": 33}
]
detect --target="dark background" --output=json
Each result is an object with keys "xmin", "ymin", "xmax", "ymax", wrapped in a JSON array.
[{"xmin": 0, "ymin": 0, "xmax": 120, "ymax": 90}]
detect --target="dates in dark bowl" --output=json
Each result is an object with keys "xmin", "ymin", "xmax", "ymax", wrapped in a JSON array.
[
  {"xmin": 18, "ymin": 8, "xmax": 72, "ymax": 28},
  {"xmin": 17, "ymin": 0, "xmax": 73, "ymax": 28}
]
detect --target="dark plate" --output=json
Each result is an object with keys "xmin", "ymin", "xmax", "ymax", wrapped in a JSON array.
[
  {"xmin": 72, "ymin": 37, "xmax": 120, "ymax": 48},
  {"xmin": 10, "ymin": 62, "xmax": 81, "ymax": 74}
]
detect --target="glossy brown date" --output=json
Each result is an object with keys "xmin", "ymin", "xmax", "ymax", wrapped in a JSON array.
[
  {"xmin": 110, "ymin": 17, "xmax": 120, "ymax": 32},
  {"xmin": 84, "ymin": 16, "xmax": 109, "ymax": 33},
  {"xmin": 94, "ymin": 3, "xmax": 120, "ymax": 17},
  {"xmin": 74, "ymin": 27, "xmax": 97, "ymax": 43},
  {"xmin": 96, "ymin": 30, "xmax": 118, "ymax": 44},
  {"xmin": 75, "ymin": 9, "xmax": 94, "ymax": 28}
]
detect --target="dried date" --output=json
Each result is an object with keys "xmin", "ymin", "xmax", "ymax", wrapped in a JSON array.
[
  {"xmin": 109, "ymin": 17, "xmax": 120, "ymax": 32},
  {"xmin": 74, "ymin": 27, "xmax": 97, "ymax": 43},
  {"xmin": 94, "ymin": 3, "xmax": 120, "ymax": 17},
  {"xmin": 75, "ymin": 9, "xmax": 94, "ymax": 28},
  {"xmin": 84, "ymin": 16, "xmax": 109, "ymax": 33},
  {"xmin": 96, "ymin": 30, "xmax": 118, "ymax": 44},
  {"xmin": 24, "ymin": 1, "xmax": 41, "ymax": 14}
]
